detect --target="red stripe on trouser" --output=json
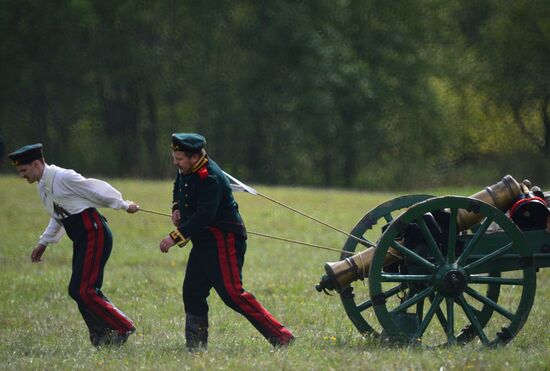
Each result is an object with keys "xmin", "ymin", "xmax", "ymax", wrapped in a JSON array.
[
  {"xmin": 212, "ymin": 228, "xmax": 288, "ymax": 340},
  {"xmin": 80, "ymin": 211, "xmax": 134, "ymax": 333}
]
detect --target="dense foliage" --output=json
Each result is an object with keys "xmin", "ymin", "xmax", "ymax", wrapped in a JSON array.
[{"xmin": 1, "ymin": 0, "xmax": 549, "ymax": 188}]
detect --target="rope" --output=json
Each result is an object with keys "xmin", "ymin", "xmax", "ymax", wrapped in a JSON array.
[
  {"xmin": 256, "ymin": 192, "xmax": 375, "ymax": 248},
  {"xmin": 138, "ymin": 208, "xmax": 172, "ymax": 217},
  {"xmin": 247, "ymin": 230, "xmax": 354, "ymax": 256},
  {"xmin": 139, "ymin": 208, "xmax": 355, "ymax": 256}
]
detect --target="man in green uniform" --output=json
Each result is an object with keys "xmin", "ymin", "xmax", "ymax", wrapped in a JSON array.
[{"xmin": 159, "ymin": 133, "xmax": 295, "ymax": 350}]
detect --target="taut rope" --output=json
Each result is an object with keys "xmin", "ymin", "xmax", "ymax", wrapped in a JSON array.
[
  {"xmin": 255, "ymin": 192, "xmax": 374, "ymax": 248},
  {"xmin": 139, "ymin": 208, "xmax": 356, "ymax": 256}
]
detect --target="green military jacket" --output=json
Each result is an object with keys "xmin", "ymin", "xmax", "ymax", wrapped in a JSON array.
[{"xmin": 172, "ymin": 156, "xmax": 246, "ymax": 241}]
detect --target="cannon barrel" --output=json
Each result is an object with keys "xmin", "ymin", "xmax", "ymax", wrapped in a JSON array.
[
  {"xmin": 315, "ymin": 246, "xmax": 401, "ymax": 292},
  {"xmin": 456, "ymin": 174, "xmax": 524, "ymax": 230},
  {"xmin": 317, "ymin": 175, "xmax": 526, "ymax": 293}
]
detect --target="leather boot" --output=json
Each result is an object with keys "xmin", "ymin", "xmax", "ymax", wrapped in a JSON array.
[
  {"xmin": 88, "ymin": 326, "xmax": 110, "ymax": 347},
  {"xmin": 269, "ymin": 327, "xmax": 296, "ymax": 348},
  {"xmin": 185, "ymin": 313, "xmax": 208, "ymax": 350}
]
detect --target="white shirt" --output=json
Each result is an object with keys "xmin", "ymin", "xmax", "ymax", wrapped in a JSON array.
[{"xmin": 37, "ymin": 164, "xmax": 130, "ymax": 246}]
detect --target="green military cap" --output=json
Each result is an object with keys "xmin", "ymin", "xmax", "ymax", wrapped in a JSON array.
[
  {"xmin": 8, "ymin": 143, "xmax": 43, "ymax": 166},
  {"xmin": 171, "ymin": 133, "xmax": 206, "ymax": 153}
]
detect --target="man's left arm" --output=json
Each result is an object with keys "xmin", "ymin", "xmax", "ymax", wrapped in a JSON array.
[
  {"xmin": 160, "ymin": 175, "xmax": 221, "ymax": 252},
  {"xmin": 178, "ymin": 175, "xmax": 221, "ymax": 237}
]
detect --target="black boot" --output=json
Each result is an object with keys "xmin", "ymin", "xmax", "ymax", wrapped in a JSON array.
[
  {"xmin": 91, "ymin": 327, "xmax": 136, "ymax": 347},
  {"xmin": 106, "ymin": 327, "xmax": 136, "ymax": 346},
  {"xmin": 185, "ymin": 313, "xmax": 208, "ymax": 351},
  {"xmin": 90, "ymin": 330, "xmax": 108, "ymax": 347},
  {"xmin": 88, "ymin": 324, "xmax": 110, "ymax": 347}
]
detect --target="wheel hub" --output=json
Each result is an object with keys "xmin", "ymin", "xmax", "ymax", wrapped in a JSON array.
[{"xmin": 435, "ymin": 265, "xmax": 468, "ymax": 297}]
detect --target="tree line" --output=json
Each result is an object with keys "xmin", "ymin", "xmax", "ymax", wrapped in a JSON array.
[{"xmin": 1, "ymin": 0, "xmax": 549, "ymax": 189}]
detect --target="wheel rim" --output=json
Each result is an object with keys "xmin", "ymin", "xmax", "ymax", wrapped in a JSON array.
[
  {"xmin": 369, "ymin": 196, "xmax": 536, "ymax": 346},
  {"xmin": 339, "ymin": 194, "xmax": 434, "ymax": 335}
]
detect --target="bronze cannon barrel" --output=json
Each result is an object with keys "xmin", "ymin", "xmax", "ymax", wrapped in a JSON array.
[{"xmin": 456, "ymin": 174, "xmax": 523, "ymax": 231}]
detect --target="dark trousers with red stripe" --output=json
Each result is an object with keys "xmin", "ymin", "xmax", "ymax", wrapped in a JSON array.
[
  {"xmin": 62, "ymin": 208, "xmax": 135, "ymax": 340},
  {"xmin": 183, "ymin": 227, "xmax": 294, "ymax": 346}
]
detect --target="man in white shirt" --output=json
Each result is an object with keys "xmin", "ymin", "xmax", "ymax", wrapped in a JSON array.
[{"xmin": 8, "ymin": 143, "xmax": 139, "ymax": 347}]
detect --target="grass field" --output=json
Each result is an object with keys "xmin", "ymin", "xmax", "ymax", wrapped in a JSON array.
[{"xmin": 1, "ymin": 175, "xmax": 549, "ymax": 370}]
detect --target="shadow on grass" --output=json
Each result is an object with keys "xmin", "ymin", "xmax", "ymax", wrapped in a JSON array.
[{"xmin": 311, "ymin": 333, "xmax": 489, "ymax": 353}]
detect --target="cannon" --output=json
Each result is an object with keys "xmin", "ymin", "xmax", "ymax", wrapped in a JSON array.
[{"xmin": 316, "ymin": 175, "xmax": 550, "ymax": 346}]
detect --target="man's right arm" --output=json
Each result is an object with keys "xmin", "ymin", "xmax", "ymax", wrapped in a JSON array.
[
  {"xmin": 31, "ymin": 244, "xmax": 47, "ymax": 262},
  {"xmin": 32, "ymin": 218, "xmax": 66, "ymax": 262},
  {"xmin": 38, "ymin": 218, "xmax": 65, "ymax": 247},
  {"xmin": 171, "ymin": 172, "xmax": 180, "ymax": 226}
]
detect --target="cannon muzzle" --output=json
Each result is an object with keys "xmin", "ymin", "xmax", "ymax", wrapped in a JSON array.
[{"xmin": 316, "ymin": 246, "xmax": 402, "ymax": 293}]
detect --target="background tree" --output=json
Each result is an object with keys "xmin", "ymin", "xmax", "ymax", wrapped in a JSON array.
[{"xmin": 1, "ymin": 0, "xmax": 549, "ymax": 188}]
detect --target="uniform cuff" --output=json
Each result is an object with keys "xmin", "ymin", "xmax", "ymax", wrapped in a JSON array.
[{"xmin": 169, "ymin": 230, "xmax": 188, "ymax": 247}]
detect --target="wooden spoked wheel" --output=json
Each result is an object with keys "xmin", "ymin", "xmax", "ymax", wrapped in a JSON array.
[
  {"xmin": 339, "ymin": 195, "xmax": 433, "ymax": 336},
  {"xmin": 368, "ymin": 196, "xmax": 536, "ymax": 346}
]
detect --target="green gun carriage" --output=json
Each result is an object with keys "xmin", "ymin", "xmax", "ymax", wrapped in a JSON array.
[{"xmin": 316, "ymin": 176, "xmax": 550, "ymax": 346}]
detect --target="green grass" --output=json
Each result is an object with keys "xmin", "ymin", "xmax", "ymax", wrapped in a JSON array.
[{"xmin": 1, "ymin": 175, "xmax": 549, "ymax": 370}]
